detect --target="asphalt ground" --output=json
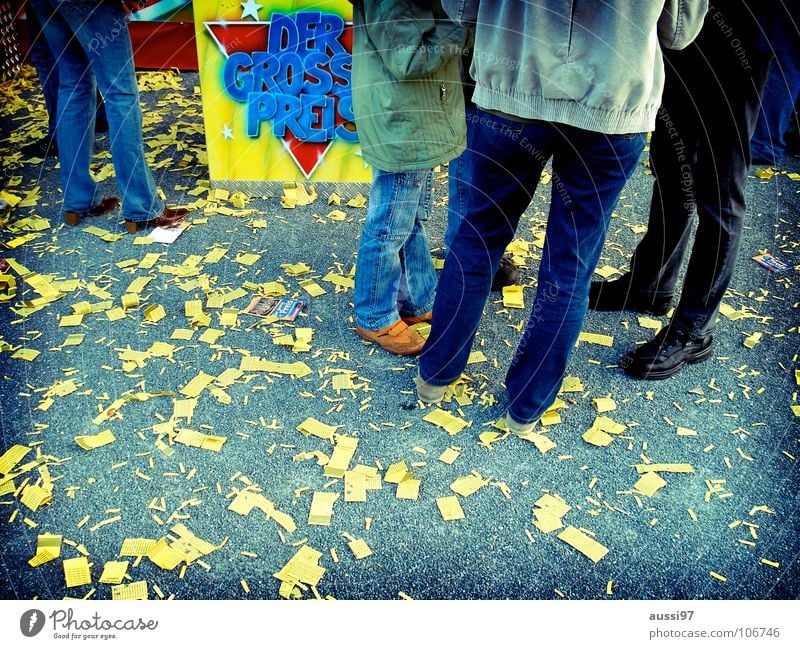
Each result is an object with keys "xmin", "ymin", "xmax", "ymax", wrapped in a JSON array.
[{"xmin": 0, "ymin": 67, "xmax": 798, "ymax": 602}]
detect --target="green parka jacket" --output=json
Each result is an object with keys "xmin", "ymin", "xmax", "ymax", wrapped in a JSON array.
[{"xmin": 350, "ymin": 0, "xmax": 468, "ymax": 172}]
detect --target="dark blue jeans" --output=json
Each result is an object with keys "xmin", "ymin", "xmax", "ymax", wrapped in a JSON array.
[
  {"xmin": 420, "ymin": 109, "xmax": 645, "ymax": 424},
  {"xmin": 445, "ymin": 104, "xmax": 477, "ymax": 251},
  {"xmin": 25, "ymin": 3, "xmax": 59, "ymax": 140},
  {"xmin": 750, "ymin": 30, "xmax": 800, "ymax": 165},
  {"xmin": 626, "ymin": 13, "xmax": 771, "ymax": 338}
]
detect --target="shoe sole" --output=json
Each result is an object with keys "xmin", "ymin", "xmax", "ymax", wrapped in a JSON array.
[
  {"xmin": 624, "ymin": 341, "xmax": 714, "ymax": 380},
  {"xmin": 590, "ymin": 300, "xmax": 671, "ymax": 316},
  {"xmin": 125, "ymin": 215, "xmax": 185, "ymax": 234},
  {"xmin": 401, "ymin": 315, "xmax": 432, "ymax": 326}
]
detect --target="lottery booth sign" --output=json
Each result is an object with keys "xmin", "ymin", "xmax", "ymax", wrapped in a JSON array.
[{"xmin": 193, "ymin": 0, "xmax": 370, "ymax": 188}]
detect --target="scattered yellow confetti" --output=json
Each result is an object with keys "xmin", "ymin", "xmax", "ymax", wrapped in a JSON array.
[
  {"xmin": 502, "ymin": 285, "xmax": 524, "ymax": 309},
  {"xmin": 438, "ymin": 447, "xmax": 461, "ymax": 465},
  {"xmin": 634, "ymin": 472, "xmax": 667, "ymax": 497},
  {"xmin": 63, "ymin": 556, "xmax": 92, "ymax": 588},
  {"xmin": 74, "ymin": 429, "xmax": 116, "ymax": 450},
  {"xmin": 99, "ymin": 561, "xmax": 130, "ymax": 585},
  {"xmin": 28, "ymin": 533, "xmax": 62, "ymax": 567},
  {"xmin": 591, "ymin": 397, "xmax": 617, "ymax": 413},
  {"xmin": 422, "ymin": 408, "xmax": 470, "ymax": 434},
  {"xmin": 436, "ymin": 496, "xmax": 465, "ymax": 521},
  {"xmin": 557, "ymin": 526, "xmax": 609, "ymax": 563},
  {"xmin": 308, "ymin": 492, "xmax": 339, "ymax": 526},
  {"xmin": 111, "ymin": 580, "xmax": 148, "ymax": 600},
  {"xmin": 578, "ymin": 332, "xmax": 614, "ymax": 347},
  {"xmin": 348, "ymin": 538, "xmax": 373, "ymax": 560},
  {"xmin": 396, "ymin": 479, "xmax": 421, "ymax": 501}
]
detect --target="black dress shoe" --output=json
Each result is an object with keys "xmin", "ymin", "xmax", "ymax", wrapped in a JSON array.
[
  {"xmin": 491, "ymin": 257, "xmax": 520, "ymax": 291},
  {"xmin": 620, "ymin": 327, "xmax": 714, "ymax": 380},
  {"xmin": 589, "ymin": 274, "xmax": 671, "ymax": 315}
]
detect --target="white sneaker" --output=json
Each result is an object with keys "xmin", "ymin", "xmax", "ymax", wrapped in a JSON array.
[
  {"xmin": 505, "ymin": 412, "xmax": 538, "ymax": 435},
  {"xmin": 415, "ymin": 371, "xmax": 447, "ymax": 403}
]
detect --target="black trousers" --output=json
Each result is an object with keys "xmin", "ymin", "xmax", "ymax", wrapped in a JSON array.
[{"xmin": 628, "ymin": 5, "xmax": 771, "ymax": 337}]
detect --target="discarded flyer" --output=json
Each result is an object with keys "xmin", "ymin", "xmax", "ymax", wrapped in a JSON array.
[
  {"xmin": 752, "ymin": 253, "xmax": 789, "ymax": 272},
  {"xmin": 243, "ymin": 297, "xmax": 279, "ymax": 318},
  {"xmin": 271, "ymin": 298, "xmax": 306, "ymax": 321},
  {"xmin": 150, "ymin": 222, "xmax": 190, "ymax": 244},
  {"xmin": 243, "ymin": 297, "xmax": 305, "ymax": 320}
]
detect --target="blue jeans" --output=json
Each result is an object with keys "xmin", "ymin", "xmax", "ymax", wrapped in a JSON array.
[
  {"xmin": 445, "ymin": 104, "xmax": 477, "ymax": 251},
  {"xmin": 29, "ymin": 0, "xmax": 164, "ymax": 221},
  {"xmin": 419, "ymin": 109, "xmax": 645, "ymax": 424},
  {"xmin": 25, "ymin": 4, "xmax": 59, "ymax": 140},
  {"xmin": 354, "ymin": 167, "xmax": 437, "ymax": 330},
  {"xmin": 750, "ymin": 33, "xmax": 800, "ymax": 165}
]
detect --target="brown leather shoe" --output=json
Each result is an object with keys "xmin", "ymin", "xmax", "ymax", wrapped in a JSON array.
[
  {"xmin": 125, "ymin": 206, "xmax": 189, "ymax": 234},
  {"xmin": 355, "ymin": 320, "xmax": 425, "ymax": 356},
  {"xmin": 401, "ymin": 311, "xmax": 432, "ymax": 325},
  {"xmin": 64, "ymin": 196, "xmax": 121, "ymax": 226}
]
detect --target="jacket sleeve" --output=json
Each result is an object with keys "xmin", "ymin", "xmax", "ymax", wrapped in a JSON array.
[
  {"xmin": 363, "ymin": 1, "xmax": 468, "ymax": 80},
  {"xmin": 658, "ymin": 0, "xmax": 709, "ymax": 50}
]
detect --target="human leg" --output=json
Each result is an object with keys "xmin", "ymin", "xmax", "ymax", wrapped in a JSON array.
[
  {"xmin": 622, "ymin": 47, "xmax": 771, "ymax": 379},
  {"xmin": 589, "ymin": 50, "xmax": 699, "ymax": 314},
  {"xmin": 56, "ymin": 0, "xmax": 163, "ymax": 222},
  {"xmin": 354, "ymin": 167, "xmax": 434, "ymax": 355},
  {"xmin": 397, "ymin": 170, "xmax": 437, "ymax": 320},
  {"xmin": 505, "ymin": 127, "xmax": 646, "ymax": 423},
  {"xmin": 669, "ymin": 62, "xmax": 770, "ymax": 338},
  {"xmin": 445, "ymin": 105, "xmax": 518, "ymax": 291},
  {"xmin": 419, "ymin": 111, "xmax": 550, "ymax": 388},
  {"xmin": 24, "ymin": 2, "xmax": 58, "ymax": 144},
  {"xmin": 750, "ymin": 28, "xmax": 800, "ymax": 165},
  {"xmin": 29, "ymin": 0, "xmax": 98, "ymax": 214}
]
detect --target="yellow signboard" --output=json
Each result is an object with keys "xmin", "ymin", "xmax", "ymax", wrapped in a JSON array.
[{"xmin": 193, "ymin": 0, "xmax": 370, "ymax": 186}]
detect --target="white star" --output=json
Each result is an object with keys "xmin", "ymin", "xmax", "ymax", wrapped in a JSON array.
[
  {"xmin": 240, "ymin": 0, "xmax": 262, "ymax": 21},
  {"xmin": 222, "ymin": 124, "xmax": 234, "ymax": 140}
]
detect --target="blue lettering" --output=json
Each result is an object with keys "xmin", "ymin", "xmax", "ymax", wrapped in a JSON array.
[
  {"xmin": 335, "ymin": 94, "xmax": 357, "ymax": 142},
  {"xmin": 272, "ymin": 94, "xmax": 304, "ymax": 138},
  {"xmin": 330, "ymin": 52, "xmax": 351, "ymax": 96},
  {"xmin": 251, "ymin": 51, "xmax": 280, "ymax": 93},
  {"xmin": 299, "ymin": 95, "xmax": 334, "ymax": 142},
  {"xmin": 304, "ymin": 12, "xmax": 346, "ymax": 57},
  {"xmin": 223, "ymin": 52, "xmax": 254, "ymax": 102},
  {"xmin": 247, "ymin": 92, "xmax": 277, "ymax": 137},
  {"xmin": 267, "ymin": 13, "xmax": 298, "ymax": 54},
  {"xmin": 302, "ymin": 52, "xmax": 333, "ymax": 94},
  {"xmin": 275, "ymin": 52, "xmax": 304, "ymax": 95}
]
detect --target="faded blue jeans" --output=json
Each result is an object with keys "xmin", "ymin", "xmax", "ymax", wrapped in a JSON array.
[
  {"xmin": 25, "ymin": 4, "xmax": 59, "ymax": 140},
  {"xmin": 420, "ymin": 109, "xmax": 645, "ymax": 424},
  {"xmin": 354, "ymin": 167, "xmax": 437, "ymax": 331},
  {"xmin": 29, "ymin": 0, "xmax": 164, "ymax": 221}
]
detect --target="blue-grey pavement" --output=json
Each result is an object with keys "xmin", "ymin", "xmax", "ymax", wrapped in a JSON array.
[{"xmin": 0, "ymin": 69, "xmax": 798, "ymax": 600}]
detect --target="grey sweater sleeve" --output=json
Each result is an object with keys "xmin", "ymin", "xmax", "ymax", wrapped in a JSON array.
[{"xmin": 658, "ymin": 0, "xmax": 709, "ymax": 50}]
